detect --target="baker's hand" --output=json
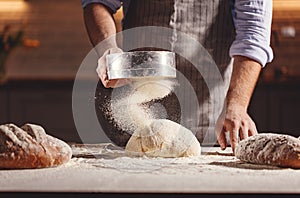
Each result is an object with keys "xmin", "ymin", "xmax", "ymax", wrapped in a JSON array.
[
  {"xmin": 215, "ymin": 104, "xmax": 258, "ymax": 153},
  {"xmin": 97, "ymin": 47, "xmax": 131, "ymax": 88}
]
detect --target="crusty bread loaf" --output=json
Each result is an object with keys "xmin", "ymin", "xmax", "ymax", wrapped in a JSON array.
[
  {"xmin": 0, "ymin": 123, "xmax": 72, "ymax": 169},
  {"xmin": 235, "ymin": 133, "xmax": 300, "ymax": 169}
]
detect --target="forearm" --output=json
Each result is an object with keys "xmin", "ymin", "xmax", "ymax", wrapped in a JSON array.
[
  {"xmin": 226, "ymin": 56, "xmax": 261, "ymax": 111},
  {"xmin": 83, "ymin": 3, "xmax": 118, "ymax": 56}
]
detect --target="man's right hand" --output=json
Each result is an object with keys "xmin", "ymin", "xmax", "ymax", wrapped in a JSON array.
[{"xmin": 96, "ymin": 47, "xmax": 131, "ymax": 88}]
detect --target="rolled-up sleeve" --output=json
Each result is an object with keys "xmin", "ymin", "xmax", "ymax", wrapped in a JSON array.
[
  {"xmin": 81, "ymin": 0, "xmax": 122, "ymax": 14},
  {"xmin": 230, "ymin": 0, "xmax": 274, "ymax": 67}
]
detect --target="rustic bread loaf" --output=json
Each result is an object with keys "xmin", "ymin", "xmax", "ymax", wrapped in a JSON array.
[
  {"xmin": 235, "ymin": 133, "xmax": 300, "ymax": 169},
  {"xmin": 0, "ymin": 123, "xmax": 72, "ymax": 169}
]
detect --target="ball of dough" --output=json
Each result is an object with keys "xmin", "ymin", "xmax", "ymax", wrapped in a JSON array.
[{"xmin": 125, "ymin": 119, "xmax": 201, "ymax": 157}]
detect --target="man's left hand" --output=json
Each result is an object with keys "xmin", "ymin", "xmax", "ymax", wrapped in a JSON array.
[
  {"xmin": 215, "ymin": 56, "xmax": 262, "ymax": 153},
  {"xmin": 216, "ymin": 104, "xmax": 258, "ymax": 153}
]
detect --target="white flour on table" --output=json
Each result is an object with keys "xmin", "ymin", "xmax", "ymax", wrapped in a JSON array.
[{"xmin": 70, "ymin": 144, "xmax": 284, "ymax": 175}]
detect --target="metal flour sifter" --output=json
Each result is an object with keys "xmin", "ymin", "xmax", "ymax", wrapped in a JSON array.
[{"xmin": 106, "ymin": 51, "xmax": 176, "ymax": 80}]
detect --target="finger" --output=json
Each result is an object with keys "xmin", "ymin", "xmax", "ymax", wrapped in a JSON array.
[
  {"xmin": 96, "ymin": 60, "xmax": 106, "ymax": 78},
  {"xmin": 107, "ymin": 79, "xmax": 131, "ymax": 88},
  {"xmin": 239, "ymin": 125, "xmax": 249, "ymax": 140},
  {"xmin": 97, "ymin": 56, "xmax": 110, "ymax": 87},
  {"xmin": 248, "ymin": 125, "xmax": 258, "ymax": 136},
  {"xmin": 248, "ymin": 121, "xmax": 258, "ymax": 136},
  {"xmin": 215, "ymin": 118, "xmax": 227, "ymax": 150},
  {"xmin": 97, "ymin": 48, "xmax": 122, "ymax": 88},
  {"xmin": 229, "ymin": 126, "xmax": 239, "ymax": 153},
  {"xmin": 216, "ymin": 127, "xmax": 227, "ymax": 150},
  {"xmin": 109, "ymin": 47, "xmax": 123, "ymax": 54},
  {"xmin": 99, "ymin": 73, "xmax": 110, "ymax": 88}
]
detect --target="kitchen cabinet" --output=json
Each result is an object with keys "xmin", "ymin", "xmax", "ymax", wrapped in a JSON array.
[
  {"xmin": 248, "ymin": 86, "xmax": 269, "ymax": 132},
  {"xmin": 249, "ymin": 81, "xmax": 300, "ymax": 137},
  {"xmin": 1, "ymin": 81, "xmax": 82, "ymax": 143},
  {"xmin": 0, "ymin": 80, "xmax": 111, "ymax": 144},
  {"xmin": 0, "ymin": 87, "xmax": 8, "ymax": 124},
  {"xmin": 8, "ymin": 82, "xmax": 79, "ymax": 142},
  {"xmin": 269, "ymin": 87, "xmax": 300, "ymax": 136},
  {"xmin": 1, "ymin": 79, "xmax": 299, "ymax": 143}
]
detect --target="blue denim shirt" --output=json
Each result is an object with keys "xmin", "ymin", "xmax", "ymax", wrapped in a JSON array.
[{"xmin": 82, "ymin": 0, "xmax": 273, "ymax": 67}]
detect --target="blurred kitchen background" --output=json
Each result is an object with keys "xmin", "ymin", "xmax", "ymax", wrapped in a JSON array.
[{"xmin": 0, "ymin": 0, "xmax": 299, "ymax": 143}]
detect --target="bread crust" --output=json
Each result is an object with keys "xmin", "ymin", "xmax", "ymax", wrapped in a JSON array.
[
  {"xmin": 0, "ymin": 124, "xmax": 72, "ymax": 169},
  {"xmin": 235, "ymin": 133, "xmax": 300, "ymax": 169}
]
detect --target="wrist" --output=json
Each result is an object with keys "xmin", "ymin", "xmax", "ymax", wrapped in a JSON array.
[
  {"xmin": 226, "ymin": 102, "xmax": 248, "ymax": 112},
  {"xmin": 225, "ymin": 96, "xmax": 248, "ymax": 112}
]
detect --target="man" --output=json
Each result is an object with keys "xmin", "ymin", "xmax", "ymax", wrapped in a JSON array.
[{"xmin": 81, "ymin": 0, "xmax": 273, "ymax": 152}]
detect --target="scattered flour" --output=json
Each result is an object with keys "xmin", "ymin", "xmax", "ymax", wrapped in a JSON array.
[{"xmin": 110, "ymin": 78, "xmax": 176, "ymax": 134}]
